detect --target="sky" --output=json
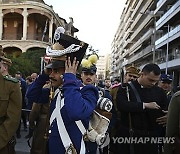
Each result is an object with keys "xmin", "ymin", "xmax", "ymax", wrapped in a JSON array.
[{"xmin": 43, "ymin": 0, "xmax": 126, "ymax": 55}]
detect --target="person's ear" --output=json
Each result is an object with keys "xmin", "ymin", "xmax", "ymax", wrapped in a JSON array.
[
  {"xmin": 60, "ymin": 75, "xmax": 63, "ymax": 79},
  {"xmin": 139, "ymin": 72, "xmax": 144, "ymax": 77}
]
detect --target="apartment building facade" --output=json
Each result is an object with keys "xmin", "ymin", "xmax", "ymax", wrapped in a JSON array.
[
  {"xmin": 111, "ymin": 0, "xmax": 180, "ymax": 88},
  {"xmin": 96, "ymin": 55, "xmax": 107, "ymax": 80},
  {"xmin": 0, "ymin": 0, "xmax": 78, "ymax": 56}
]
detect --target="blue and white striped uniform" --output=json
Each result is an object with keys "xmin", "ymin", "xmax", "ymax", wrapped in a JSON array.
[{"xmin": 27, "ymin": 72, "xmax": 99, "ymax": 154}]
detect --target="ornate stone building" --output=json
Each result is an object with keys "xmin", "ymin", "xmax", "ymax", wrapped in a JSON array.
[{"xmin": 0, "ymin": 0, "xmax": 78, "ymax": 56}]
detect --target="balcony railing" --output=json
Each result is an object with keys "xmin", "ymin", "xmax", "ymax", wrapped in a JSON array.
[
  {"xmin": 129, "ymin": 28, "xmax": 153, "ymax": 54},
  {"xmin": 2, "ymin": 34, "xmax": 22, "ymax": 40},
  {"xmin": 128, "ymin": 45, "xmax": 153, "ymax": 64},
  {"xmin": 122, "ymin": 59, "xmax": 128, "ymax": 67},
  {"xmin": 157, "ymin": 0, "xmax": 166, "ymax": 8},
  {"xmin": 156, "ymin": 57, "xmax": 165, "ymax": 64},
  {"xmin": 27, "ymin": 34, "xmax": 49, "ymax": 42},
  {"xmin": 156, "ymin": 0, "xmax": 180, "ymax": 29},
  {"xmin": 130, "ymin": 15, "xmax": 152, "ymax": 42},
  {"xmin": 156, "ymin": 53, "xmax": 180, "ymax": 64},
  {"xmin": 1, "ymin": 0, "xmax": 43, "ymax": 3},
  {"xmin": 2, "ymin": 33, "xmax": 49, "ymax": 42},
  {"xmin": 155, "ymin": 25, "xmax": 180, "ymax": 46}
]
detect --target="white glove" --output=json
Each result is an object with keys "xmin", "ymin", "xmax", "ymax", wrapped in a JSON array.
[
  {"xmin": 86, "ymin": 111, "xmax": 110, "ymax": 145},
  {"xmin": 87, "ymin": 129, "xmax": 98, "ymax": 142},
  {"xmin": 99, "ymin": 132, "xmax": 110, "ymax": 148}
]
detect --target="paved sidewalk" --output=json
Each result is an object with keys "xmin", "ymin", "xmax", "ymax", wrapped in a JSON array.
[{"xmin": 15, "ymin": 128, "xmax": 30, "ymax": 154}]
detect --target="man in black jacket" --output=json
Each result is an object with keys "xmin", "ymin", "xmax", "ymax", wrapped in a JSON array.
[{"xmin": 115, "ymin": 63, "xmax": 168, "ymax": 154}]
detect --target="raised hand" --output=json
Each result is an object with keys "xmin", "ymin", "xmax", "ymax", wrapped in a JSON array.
[{"xmin": 65, "ymin": 57, "xmax": 79, "ymax": 75}]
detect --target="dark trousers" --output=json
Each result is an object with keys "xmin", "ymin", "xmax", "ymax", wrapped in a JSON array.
[
  {"xmin": 85, "ymin": 141, "xmax": 97, "ymax": 154},
  {"xmin": 16, "ymin": 111, "xmax": 27, "ymax": 135}
]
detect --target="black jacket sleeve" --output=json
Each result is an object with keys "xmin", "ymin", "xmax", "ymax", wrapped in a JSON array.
[{"xmin": 116, "ymin": 84, "xmax": 144, "ymax": 113}]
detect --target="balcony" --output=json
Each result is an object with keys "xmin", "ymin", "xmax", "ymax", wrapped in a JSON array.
[
  {"xmin": 122, "ymin": 58, "xmax": 129, "ymax": 67},
  {"xmin": 27, "ymin": 34, "xmax": 49, "ymax": 42},
  {"xmin": 158, "ymin": 56, "xmax": 180, "ymax": 70},
  {"xmin": 128, "ymin": 45, "xmax": 153, "ymax": 64},
  {"xmin": 131, "ymin": 0, "xmax": 145, "ymax": 19},
  {"xmin": 123, "ymin": 49, "xmax": 132, "ymax": 58},
  {"xmin": 130, "ymin": 15, "xmax": 153, "ymax": 42},
  {"xmin": 129, "ymin": 28, "xmax": 153, "ymax": 55},
  {"xmin": 115, "ymin": 57, "xmax": 123, "ymax": 67},
  {"xmin": 124, "ymin": 17, "xmax": 134, "ymax": 32},
  {"xmin": 156, "ymin": 57, "xmax": 166, "ymax": 64},
  {"xmin": 155, "ymin": 25, "xmax": 180, "ymax": 48},
  {"xmin": 157, "ymin": 0, "xmax": 167, "ymax": 9},
  {"xmin": 2, "ymin": 34, "xmax": 22, "ymax": 40},
  {"xmin": 115, "ymin": 54, "xmax": 119, "ymax": 60},
  {"xmin": 122, "ymin": 39, "xmax": 131, "ymax": 49},
  {"xmin": 131, "ymin": 0, "xmax": 153, "ymax": 30},
  {"xmin": 156, "ymin": 0, "xmax": 180, "ymax": 30},
  {"xmin": 124, "ymin": 7, "xmax": 133, "ymax": 25},
  {"xmin": 124, "ymin": 28, "xmax": 134, "ymax": 41},
  {"xmin": 2, "ymin": 33, "xmax": 49, "ymax": 42}
]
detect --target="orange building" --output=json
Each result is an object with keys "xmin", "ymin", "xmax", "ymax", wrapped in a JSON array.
[{"xmin": 0, "ymin": 0, "xmax": 78, "ymax": 56}]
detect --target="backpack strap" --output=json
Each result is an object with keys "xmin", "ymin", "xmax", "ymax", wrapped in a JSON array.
[
  {"xmin": 126, "ymin": 82, "xmax": 142, "ymax": 154},
  {"xmin": 129, "ymin": 82, "xmax": 141, "ymax": 103}
]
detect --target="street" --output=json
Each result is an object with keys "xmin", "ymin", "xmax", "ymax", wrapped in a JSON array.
[{"xmin": 15, "ymin": 128, "xmax": 30, "ymax": 154}]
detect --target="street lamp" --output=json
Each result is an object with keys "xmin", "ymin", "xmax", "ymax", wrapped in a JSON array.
[
  {"xmin": 165, "ymin": 24, "xmax": 170, "ymax": 74},
  {"xmin": 153, "ymin": 16, "xmax": 156, "ymax": 63},
  {"xmin": 153, "ymin": 11, "xmax": 164, "ymax": 63}
]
